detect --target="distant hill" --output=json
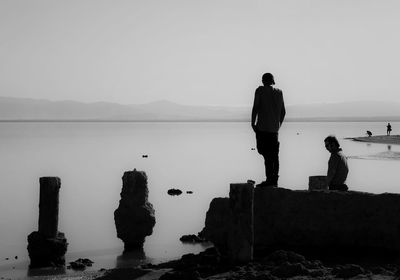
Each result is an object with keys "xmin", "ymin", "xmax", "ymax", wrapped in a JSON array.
[
  {"xmin": 0, "ymin": 97, "xmax": 400, "ymax": 122},
  {"xmin": 0, "ymin": 97, "xmax": 248, "ymax": 121}
]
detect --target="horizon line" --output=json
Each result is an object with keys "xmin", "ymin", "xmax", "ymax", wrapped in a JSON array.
[
  {"xmin": 1, "ymin": 117, "xmax": 399, "ymax": 123},
  {"xmin": 1, "ymin": 95, "xmax": 399, "ymax": 107}
]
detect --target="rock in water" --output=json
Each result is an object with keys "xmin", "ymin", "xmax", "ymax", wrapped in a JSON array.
[
  {"xmin": 27, "ymin": 231, "xmax": 68, "ymax": 268},
  {"xmin": 202, "ymin": 186, "xmax": 400, "ymax": 258},
  {"xmin": 27, "ymin": 177, "xmax": 68, "ymax": 268},
  {"xmin": 199, "ymin": 197, "xmax": 230, "ymax": 253},
  {"xmin": 114, "ymin": 170, "xmax": 155, "ymax": 251},
  {"xmin": 179, "ymin": 234, "xmax": 206, "ymax": 243},
  {"xmin": 69, "ymin": 258, "xmax": 94, "ymax": 270},
  {"xmin": 167, "ymin": 188, "xmax": 182, "ymax": 196}
]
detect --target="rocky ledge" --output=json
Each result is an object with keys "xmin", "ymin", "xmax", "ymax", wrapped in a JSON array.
[
  {"xmin": 201, "ymin": 186, "xmax": 400, "ymax": 258},
  {"xmin": 348, "ymin": 135, "xmax": 400, "ymax": 145},
  {"xmin": 91, "ymin": 183, "xmax": 400, "ymax": 280},
  {"xmin": 139, "ymin": 248, "xmax": 398, "ymax": 280}
]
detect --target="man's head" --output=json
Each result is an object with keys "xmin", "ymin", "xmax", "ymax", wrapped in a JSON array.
[
  {"xmin": 262, "ymin": 73, "xmax": 275, "ymax": 86},
  {"xmin": 324, "ymin": 135, "xmax": 340, "ymax": 153}
]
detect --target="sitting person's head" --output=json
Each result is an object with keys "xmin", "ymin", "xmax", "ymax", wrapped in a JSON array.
[
  {"xmin": 262, "ymin": 73, "xmax": 275, "ymax": 86},
  {"xmin": 324, "ymin": 135, "xmax": 340, "ymax": 153}
]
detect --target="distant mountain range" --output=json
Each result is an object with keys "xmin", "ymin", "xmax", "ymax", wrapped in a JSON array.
[{"xmin": 0, "ymin": 96, "xmax": 400, "ymax": 122}]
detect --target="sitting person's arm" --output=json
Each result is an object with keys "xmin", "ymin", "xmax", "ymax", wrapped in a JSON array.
[
  {"xmin": 326, "ymin": 154, "xmax": 339, "ymax": 187},
  {"xmin": 251, "ymin": 88, "xmax": 261, "ymax": 132}
]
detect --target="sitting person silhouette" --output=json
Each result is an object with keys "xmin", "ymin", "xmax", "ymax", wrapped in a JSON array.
[{"xmin": 324, "ymin": 135, "xmax": 349, "ymax": 191}]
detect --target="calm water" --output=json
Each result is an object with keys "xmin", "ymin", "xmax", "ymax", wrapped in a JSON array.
[{"xmin": 1, "ymin": 121, "xmax": 400, "ymax": 279}]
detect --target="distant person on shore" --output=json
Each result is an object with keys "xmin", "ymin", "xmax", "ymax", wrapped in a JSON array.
[
  {"xmin": 387, "ymin": 123, "xmax": 392, "ymax": 136},
  {"xmin": 324, "ymin": 135, "xmax": 349, "ymax": 191},
  {"xmin": 251, "ymin": 73, "xmax": 286, "ymax": 187}
]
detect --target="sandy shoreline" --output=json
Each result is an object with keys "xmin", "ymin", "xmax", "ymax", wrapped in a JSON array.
[{"xmin": 347, "ymin": 135, "xmax": 400, "ymax": 145}]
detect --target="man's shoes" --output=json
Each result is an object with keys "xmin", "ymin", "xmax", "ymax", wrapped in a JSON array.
[
  {"xmin": 256, "ymin": 180, "xmax": 278, "ymax": 188},
  {"xmin": 256, "ymin": 181, "xmax": 267, "ymax": 187}
]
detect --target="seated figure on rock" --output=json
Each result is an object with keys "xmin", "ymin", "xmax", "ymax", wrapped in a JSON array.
[{"xmin": 324, "ymin": 135, "xmax": 349, "ymax": 191}]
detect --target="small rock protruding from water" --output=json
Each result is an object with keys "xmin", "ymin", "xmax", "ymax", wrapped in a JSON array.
[
  {"xmin": 114, "ymin": 170, "xmax": 156, "ymax": 251},
  {"xmin": 68, "ymin": 258, "xmax": 94, "ymax": 270},
  {"xmin": 168, "ymin": 188, "xmax": 182, "ymax": 196},
  {"xmin": 179, "ymin": 234, "xmax": 207, "ymax": 243}
]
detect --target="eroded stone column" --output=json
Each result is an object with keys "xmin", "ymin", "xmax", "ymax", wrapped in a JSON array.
[
  {"xmin": 38, "ymin": 177, "xmax": 60, "ymax": 237},
  {"xmin": 27, "ymin": 177, "xmax": 68, "ymax": 268},
  {"xmin": 114, "ymin": 169, "xmax": 156, "ymax": 251},
  {"xmin": 228, "ymin": 182, "xmax": 254, "ymax": 263}
]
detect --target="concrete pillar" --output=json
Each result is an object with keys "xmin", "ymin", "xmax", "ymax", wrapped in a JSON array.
[
  {"xmin": 28, "ymin": 177, "xmax": 67, "ymax": 268},
  {"xmin": 38, "ymin": 177, "xmax": 61, "ymax": 238},
  {"xmin": 228, "ymin": 182, "xmax": 254, "ymax": 263}
]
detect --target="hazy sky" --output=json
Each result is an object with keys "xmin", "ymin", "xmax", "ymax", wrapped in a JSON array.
[{"xmin": 1, "ymin": 0, "xmax": 400, "ymax": 106}]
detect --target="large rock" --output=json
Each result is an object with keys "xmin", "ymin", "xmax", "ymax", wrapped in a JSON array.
[
  {"xmin": 27, "ymin": 231, "xmax": 68, "ymax": 268},
  {"xmin": 200, "ymin": 183, "xmax": 254, "ymax": 263},
  {"xmin": 228, "ymin": 183, "xmax": 254, "ymax": 262},
  {"xmin": 254, "ymin": 187, "xmax": 400, "ymax": 256},
  {"xmin": 202, "ymin": 186, "xmax": 400, "ymax": 258},
  {"xmin": 200, "ymin": 197, "xmax": 230, "ymax": 252},
  {"xmin": 114, "ymin": 169, "xmax": 155, "ymax": 250}
]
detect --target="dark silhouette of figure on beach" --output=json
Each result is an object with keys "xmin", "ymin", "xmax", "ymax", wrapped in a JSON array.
[
  {"xmin": 251, "ymin": 73, "xmax": 286, "ymax": 187},
  {"xmin": 387, "ymin": 123, "xmax": 392, "ymax": 136},
  {"xmin": 366, "ymin": 130, "xmax": 372, "ymax": 137},
  {"xmin": 324, "ymin": 135, "xmax": 349, "ymax": 191}
]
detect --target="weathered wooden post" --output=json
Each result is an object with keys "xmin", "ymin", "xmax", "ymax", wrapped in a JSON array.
[
  {"xmin": 27, "ymin": 177, "xmax": 68, "ymax": 268},
  {"xmin": 228, "ymin": 182, "xmax": 254, "ymax": 263}
]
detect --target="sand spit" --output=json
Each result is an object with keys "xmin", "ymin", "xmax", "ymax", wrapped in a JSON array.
[{"xmin": 347, "ymin": 135, "xmax": 400, "ymax": 145}]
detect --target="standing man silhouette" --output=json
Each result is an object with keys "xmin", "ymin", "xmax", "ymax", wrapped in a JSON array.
[
  {"xmin": 251, "ymin": 73, "xmax": 286, "ymax": 187},
  {"xmin": 387, "ymin": 123, "xmax": 392, "ymax": 136}
]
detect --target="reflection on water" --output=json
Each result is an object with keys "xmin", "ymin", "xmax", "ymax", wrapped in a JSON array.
[
  {"xmin": 115, "ymin": 249, "xmax": 146, "ymax": 269},
  {"xmin": 27, "ymin": 266, "xmax": 66, "ymax": 277},
  {"xmin": 349, "ymin": 150, "xmax": 400, "ymax": 161}
]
